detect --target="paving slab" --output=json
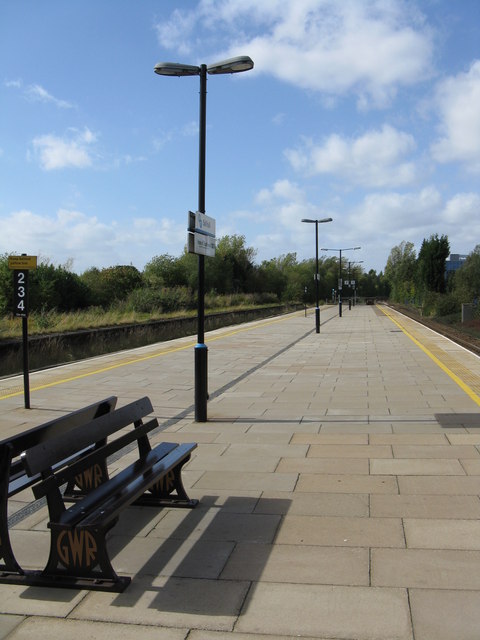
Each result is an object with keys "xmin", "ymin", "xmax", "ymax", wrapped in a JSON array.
[
  {"xmin": 71, "ymin": 575, "xmax": 249, "ymax": 632},
  {"xmin": 276, "ymin": 514, "xmax": 405, "ymax": 547},
  {"xmin": 255, "ymin": 491, "xmax": 369, "ymax": 517},
  {"xmin": 220, "ymin": 542, "xmax": 369, "ymax": 585},
  {"xmin": 235, "ymin": 582, "xmax": 413, "ymax": 639},
  {"xmin": 370, "ymin": 494, "xmax": 480, "ymax": 519},
  {"xmin": 297, "ymin": 472, "xmax": 399, "ymax": 494},
  {"xmin": 409, "ymin": 589, "xmax": 480, "ymax": 640},
  {"xmin": 5, "ymin": 617, "xmax": 187, "ymax": 640},
  {"xmin": 372, "ymin": 548, "xmax": 480, "ymax": 589},
  {"xmin": 0, "ymin": 615, "xmax": 24, "ymax": 640},
  {"xmin": 370, "ymin": 458, "xmax": 466, "ymax": 475},
  {"xmin": 404, "ymin": 517, "xmax": 480, "ymax": 549}
]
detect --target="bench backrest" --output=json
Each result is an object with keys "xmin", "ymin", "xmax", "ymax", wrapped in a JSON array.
[
  {"xmin": 2, "ymin": 397, "xmax": 117, "ymax": 496},
  {"xmin": 21, "ymin": 396, "xmax": 155, "ymax": 478},
  {"xmin": 2, "ymin": 396, "xmax": 117, "ymax": 460}
]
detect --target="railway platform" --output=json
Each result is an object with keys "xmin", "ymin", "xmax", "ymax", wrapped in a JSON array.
[{"xmin": 1, "ymin": 303, "xmax": 480, "ymax": 640}]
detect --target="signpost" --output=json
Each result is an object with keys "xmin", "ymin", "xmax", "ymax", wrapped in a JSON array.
[
  {"xmin": 8, "ymin": 255, "xmax": 37, "ymax": 409},
  {"xmin": 187, "ymin": 211, "xmax": 216, "ymax": 257}
]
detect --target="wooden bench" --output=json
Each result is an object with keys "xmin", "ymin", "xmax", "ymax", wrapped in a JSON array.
[
  {"xmin": 1, "ymin": 396, "xmax": 117, "ymax": 580},
  {"xmin": 0, "ymin": 396, "xmax": 198, "ymax": 592}
]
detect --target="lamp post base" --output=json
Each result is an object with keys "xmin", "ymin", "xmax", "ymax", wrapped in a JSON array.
[
  {"xmin": 194, "ymin": 343, "xmax": 208, "ymax": 422},
  {"xmin": 315, "ymin": 307, "xmax": 320, "ymax": 333}
]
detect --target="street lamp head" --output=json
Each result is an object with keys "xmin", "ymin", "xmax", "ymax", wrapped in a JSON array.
[
  {"xmin": 321, "ymin": 246, "xmax": 360, "ymax": 252},
  {"xmin": 207, "ymin": 56, "xmax": 254, "ymax": 75},
  {"xmin": 154, "ymin": 62, "xmax": 200, "ymax": 76},
  {"xmin": 301, "ymin": 217, "xmax": 333, "ymax": 224}
]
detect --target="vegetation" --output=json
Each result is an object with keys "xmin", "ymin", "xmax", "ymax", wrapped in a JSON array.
[
  {"xmin": 385, "ymin": 236, "xmax": 480, "ymax": 325},
  {"xmin": 2, "ymin": 230, "xmax": 478, "ymax": 341},
  {"xmin": 0, "ymin": 236, "xmax": 390, "ymax": 339}
]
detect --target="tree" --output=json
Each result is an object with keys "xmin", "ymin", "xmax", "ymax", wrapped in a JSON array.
[
  {"xmin": 143, "ymin": 254, "xmax": 188, "ymax": 289},
  {"xmin": 385, "ymin": 241, "xmax": 417, "ymax": 302},
  {"xmin": 207, "ymin": 235, "xmax": 257, "ymax": 294},
  {"xmin": 0, "ymin": 254, "xmax": 13, "ymax": 315},
  {"xmin": 80, "ymin": 265, "xmax": 143, "ymax": 308},
  {"xmin": 452, "ymin": 245, "xmax": 480, "ymax": 303},
  {"xmin": 417, "ymin": 234, "xmax": 450, "ymax": 294},
  {"xmin": 26, "ymin": 261, "xmax": 89, "ymax": 312}
]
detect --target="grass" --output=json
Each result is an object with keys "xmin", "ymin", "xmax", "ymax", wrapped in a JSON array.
[{"xmin": 0, "ymin": 302, "xmax": 285, "ymax": 341}]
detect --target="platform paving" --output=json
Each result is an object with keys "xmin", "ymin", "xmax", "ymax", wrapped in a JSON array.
[{"xmin": 2, "ymin": 303, "xmax": 480, "ymax": 639}]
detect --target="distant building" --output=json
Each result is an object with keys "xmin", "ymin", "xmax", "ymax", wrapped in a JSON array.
[{"xmin": 445, "ymin": 253, "xmax": 468, "ymax": 276}]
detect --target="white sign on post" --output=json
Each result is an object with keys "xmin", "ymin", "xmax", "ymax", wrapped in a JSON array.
[
  {"xmin": 187, "ymin": 211, "xmax": 216, "ymax": 257},
  {"xmin": 188, "ymin": 232, "xmax": 216, "ymax": 257}
]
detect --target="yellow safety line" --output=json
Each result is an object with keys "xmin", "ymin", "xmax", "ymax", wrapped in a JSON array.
[
  {"xmin": 0, "ymin": 310, "xmax": 305, "ymax": 400},
  {"xmin": 379, "ymin": 305, "xmax": 480, "ymax": 407}
]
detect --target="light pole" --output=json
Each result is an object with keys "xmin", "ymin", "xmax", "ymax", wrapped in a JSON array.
[
  {"xmin": 154, "ymin": 56, "xmax": 254, "ymax": 422},
  {"xmin": 348, "ymin": 260, "xmax": 363, "ymax": 306},
  {"xmin": 301, "ymin": 217, "xmax": 333, "ymax": 332},
  {"xmin": 321, "ymin": 247, "xmax": 361, "ymax": 317}
]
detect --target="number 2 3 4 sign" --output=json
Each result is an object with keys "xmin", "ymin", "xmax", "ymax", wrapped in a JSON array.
[
  {"xmin": 8, "ymin": 256, "xmax": 37, "ymax": 318},
  {"xmin": 14, "ymin": 270, "xmax": 29, "ymax": 317}
]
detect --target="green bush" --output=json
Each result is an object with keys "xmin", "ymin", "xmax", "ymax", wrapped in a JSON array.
[
  {"xmin": 435, "ymin": 294, "xmax": 459, "ymax": 318},
  {"xmin": 125, "ymin": 287, "xmax": 195, "ymax": 314}
]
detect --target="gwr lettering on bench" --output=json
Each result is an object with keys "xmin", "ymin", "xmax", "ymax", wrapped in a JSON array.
[
  {"xmin": 57, "ymin": 529, "xmax": 98, "ymax": 569},
  {"xmin": 74, "ymin": 464, "xmax": 104, "ymax": 491}
]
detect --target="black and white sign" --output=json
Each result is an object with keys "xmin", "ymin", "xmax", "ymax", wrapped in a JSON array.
[
  {"xmin": 187, "ymin": 210, "xmax": 216, "ymax": 257},
  {"xmin": 14, "ymin": 270, "xmax": 28, "ymax": 318}
]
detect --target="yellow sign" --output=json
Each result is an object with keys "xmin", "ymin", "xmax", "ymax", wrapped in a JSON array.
[{"xmin": 8, "ymin": 255, "xmax": 37, "ymax": 270}]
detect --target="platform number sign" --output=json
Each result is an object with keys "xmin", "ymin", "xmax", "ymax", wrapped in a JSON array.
[{"xmin": 14, "ymin": 270, "xmax": 29, "ymax": 317}]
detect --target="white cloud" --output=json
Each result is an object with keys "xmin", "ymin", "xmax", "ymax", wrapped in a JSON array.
[
  {"xmin": 5, "ymin": 79, "xmax": 73, "ymax": 108},
  {"xmin": 343, "ymin": 187, "xmax": 480, "ymax": 268},
  {"xmin": 25, "ymin": 84, "xmax": 74, "ymax": 109},
  {"xmin": 155, "ymin": 8, "xmax": 198, "ymax": 56},
  {"xmin": 0, "ymin": 209, "xmax": 187, "ymax": 272},
  {"xmin": 349, "ymin": 187, "xmax": 443, "ymax": 237},
  {"xmin": 156, "ymin": 0, "xmax": 434, "ymax": 108},
  {"xmin": 442, "ymin": 192, "xmax": 480, "ymax": 224},
  {"xmin": 286, "ymin": 125, "xmax": 418, "ymax": 188},
  {"xmin": 31, "ymin": 128, "xmax": 97, "ymax": 170},
  {"xmin": 255, "ymin": 178, "xmax": 306, "ymax": 205},
  {"xmin": 4, "ymin": 79, "xmax": 22, "ymax": 89},
  {"xmin": 431, "ymin": 60, "xmax": 480, "ymax": 172},
  {"xmin": 250, "ymin": 179, "xmax": 335, "ymax": 251}
]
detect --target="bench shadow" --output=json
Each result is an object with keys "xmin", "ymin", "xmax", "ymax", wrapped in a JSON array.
[
  {"xmin": 435, "ymin": 412, "xmax": 480, "ymax": 429},
  {"xmin": 16, "ymin": 493, "xmax": 290, "ymax": 615},
  {"xmin": 107, "ymin": 495, "xmax": 291, "ymax": 616}
]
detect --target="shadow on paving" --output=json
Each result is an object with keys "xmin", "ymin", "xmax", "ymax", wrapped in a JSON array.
[
  {"xmin": 435, "ymin": 412, "xmax": 480, "ymax": 429},
  {"xmin": 105, "ymin": 495, "xmax": 291, "ymax": 615}
]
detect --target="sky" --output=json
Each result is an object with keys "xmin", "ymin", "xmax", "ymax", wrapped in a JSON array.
[{"xmin": 1, "ymin": 0, "xmax": 480, "ymax": 275}]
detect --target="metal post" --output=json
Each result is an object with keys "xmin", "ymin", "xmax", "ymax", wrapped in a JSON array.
[
  {"xmin": 338, "ymin": 249, "xmax": 342, "ymax": 317},
  {"xmin": 315, "ymin": 220, "xmax": 320, "ymax": 333},
  {"xmin": 22, "ymin": 315, "xmax": 30, "ymax": 409},
  {"xmin": 195, "ymin": 64, "xmax": 208, "ymax": 422}
]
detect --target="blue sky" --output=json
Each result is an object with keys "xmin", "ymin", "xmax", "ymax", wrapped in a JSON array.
[{"xmin": 1, "ymin": 0, "xmax": 480, "ymax": 275}]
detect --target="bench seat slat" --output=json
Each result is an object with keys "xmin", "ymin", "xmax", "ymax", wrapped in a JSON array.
[
  {"xmin": 55, "ymin": 442, "xmax": 181, "ymax": 527},
  {"xmin": 79, "ymin": 442, "xmax": 196, "ymax": 527}
]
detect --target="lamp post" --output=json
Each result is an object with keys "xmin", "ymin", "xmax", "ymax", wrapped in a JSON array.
[
  {"xmin": 154, "ymin": 56, "xmax": 254, "ymax": 422},
  {"xmin": 301, "ymin": 217, "xmax": 333, "ymax": 332},
  {"xmin": 321, "ymin": 247, "xmax": 361, "ymax": 317},
  {"xmin": 348, "ymin": 260, "xmax": 363, "ymax": 306}
]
